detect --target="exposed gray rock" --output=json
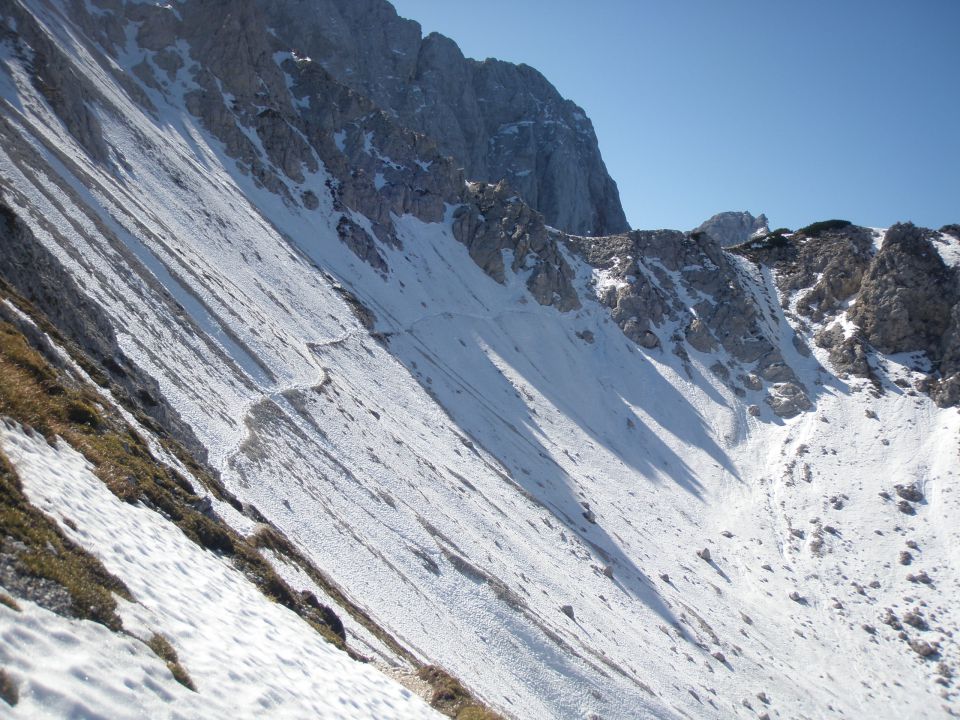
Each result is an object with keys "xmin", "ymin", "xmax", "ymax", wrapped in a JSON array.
[
  {"xmin": 850, "ymin": 223, "xmax": 960, "ymax": 406},
  {"xmin": 850, "ymin": 224, "xmax": 958, "ymax": 361},
  {"xmin": 815, "ymin": 328, "xmax": 877, "ymax": 382},
  {"xmin": 897, "ymin": 500, "xmax": 916, "ymax": 515},
  {"xmin": 569, "ymin": 229, "xmax": 811, "ymax": 415},
  {"xmin": 771, "ymin": 225, "xmax": 875, "ymax": 322},
  {"xmin": 337, "ymin": 216, "xmax": 388, "ymax": 274},
  {"xmin": 453, "ymin": 181, "xmax": 580, "ymax": 312},
  {"xmin": 738, "ymin": 221, "xmax": 960, "ymax": 407},
  {"xmin": 909, "ymin": 639, "xmax": 938, "ymax": 658},
  {"xmin": 254, "ymin": 0, "xmax": 628, "ymax": 236},
  {"xmin": 903, "ymin": 608, "xmax": 928, "ymax": 631},
  {"xmin": 694, "ymin": 211, "xmax": 768, "ymax": 247},
  {"xmin": 123, "ymin": 0, "xmax": 466, "ymax": 268},
  {"xmin": 765, "ymin": 383, "xmax": 814, "ymax": 419},
  {"xmin": 0, "ymin": 539, "xmax": 75, "ymax": 620},
  {"xmin": 0, "ymin": 4, "xmax": 111, "ymax": 164},
  {"xmin": 686, "ymin": 318, "xmax": 717, "ymax": 353},
  {"xmin": 894, "ymin": 484, "xmax": 924, "ymax": 503}
]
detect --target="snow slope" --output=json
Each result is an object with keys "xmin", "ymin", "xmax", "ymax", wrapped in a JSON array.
[
  {"xmin": 0, "ymin": 421, "xmax": 441, "ymax": 719},
  {"xmin": 0, "ymin": 1, "xmax": 958, "ymax": 718}
]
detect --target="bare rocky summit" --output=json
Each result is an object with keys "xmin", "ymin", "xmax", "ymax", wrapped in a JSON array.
[{"xmin": 694, "ymin": 211, "xmax": 769, "ymax": 247}]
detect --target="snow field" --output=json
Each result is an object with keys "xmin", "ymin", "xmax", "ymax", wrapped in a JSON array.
[{"xmin": 0, "ymin": 422, "xmax": 441, "ymax": 720}]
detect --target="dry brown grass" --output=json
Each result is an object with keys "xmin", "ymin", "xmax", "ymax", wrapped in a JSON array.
[
  {"xmin": 417, "ymin": 666, "xmax": 505, "ymax": 720},
  {"xmin": 0, "ymin": 668, "xmax": 18, "ymax": 707},
  {"xmin": 146, "ymin": 633, "xmax": 196, "ymax": 691},
  {"xmin": 0, "ymin": 593, "xmax": 20, "ymax": 612},
  {"xmin": 0, "ymin": 442, "xmax": 128, "ymax": 629}
]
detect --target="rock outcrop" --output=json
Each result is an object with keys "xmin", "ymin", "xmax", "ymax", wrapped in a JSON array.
[
  {"xmin": 849, "ymin": 223, "xmax": 960, "ymax": 405},
  {"xmin": 849, "ymin": 224, "xmax": 958, "ymax": 362},
  {"xmin": 737, "ymin": 222, "xmax": 960, "ymax": 407},
  {"xmin": 254, "ymin": 0, "xmax": 629, "ymax": 237},
  {"xmin": 570, "ymin": 229, "xmax": 811, "ymax": 417},
  {"xmin": 694, "ymin": 211, "xmax": 769, "ymax": 247},
  {"xmin": 453, "ymin": 181, "xmax": 581, "ymax": 312}
]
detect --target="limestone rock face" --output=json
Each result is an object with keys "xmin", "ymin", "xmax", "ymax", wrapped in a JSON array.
[
  {"xmin": 740, "ymin": 222, "xmax": 960, "ymax": 407},
  {"xmin": 254, "ymin": 0, "xmax": 629, "ymax": 237},
  {"xmin": 453, "ymin": 182, "xmax": 581, "ymax": 312},
  {"xmin": 570, "ymin": 229, "xmax": 811, "ymax": 416},
  {"xmin": 694, "ymin": 211, "xmax": 769, "ymax": 247},
  {"xmin": 0, "ymin": 2, "xmax": 112, "ymax": 164},
  {"xmin": 774, "ymin": 224, "xmax": 876, "ymax": 322},
  {"xmin": 118, "ymin": 0, "xmax": 468, "ymax": 270},
  {"xmin": 849, "ymin": 224, "xmax": 958, "ymax": 361},
  {"xmin": 850, "ymin": 223, "xmax": 960, "ymax": 406},
  {"xmin": 765, "ymin": 383, "xmax": 814, "ymax": 419}
]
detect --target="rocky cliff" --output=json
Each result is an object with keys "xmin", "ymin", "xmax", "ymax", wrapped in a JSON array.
[
  {"xmin": 733, "ymin": 221, "xmax": 960, "ymax": 408},
  {"xmin": 255, "ymin": 0, "xmax": 629, "ymax": 236}
]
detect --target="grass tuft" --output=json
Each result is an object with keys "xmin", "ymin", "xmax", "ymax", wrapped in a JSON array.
[
  {"xmin": 417, "ymin": 666, "xmax": 504, "ymax": 720},
  {"xmin": 0, "ymin": 668, "xmax": 18, "ymax": 707},
  {"xmin": 146, "ymin": 633, "xmax": 196, "ymax": 692},
  {"xmin": 0, "ymin": 594, "xmax": 20, "ymax": 612}
]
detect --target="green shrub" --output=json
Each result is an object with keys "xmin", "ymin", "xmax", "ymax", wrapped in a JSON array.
[{"xmin": 797, "ymin": 219, "xmax": 851, "ymax": 237}]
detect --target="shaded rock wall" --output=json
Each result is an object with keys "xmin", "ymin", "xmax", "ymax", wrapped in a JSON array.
[{"xmin": 255, "ymin": 0, "xmax": 629, "ymax": 237}]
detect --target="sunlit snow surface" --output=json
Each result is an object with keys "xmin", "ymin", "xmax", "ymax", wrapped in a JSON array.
[
  {"xmin": 0, "ymin": 423, "xmax": 440, "ymax": 719},
  {"xmin": 0, "ymin": 2, "xmax": 958, "ymax": 719}
]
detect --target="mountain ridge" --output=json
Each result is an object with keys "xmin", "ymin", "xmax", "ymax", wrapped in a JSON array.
[{"xmin": 0, "ymin": 1, "xmax": 958, "ymax": 718}]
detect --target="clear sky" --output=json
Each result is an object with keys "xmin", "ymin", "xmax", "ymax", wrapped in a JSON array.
[{"xmin": 388, "ymin": 0, "xmax": 960, "ymax": 232}]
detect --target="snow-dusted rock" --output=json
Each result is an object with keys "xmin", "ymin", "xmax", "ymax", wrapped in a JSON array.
[{"xmin": 694, "ymin": 211, "xmax": 768, "ymax": 247}]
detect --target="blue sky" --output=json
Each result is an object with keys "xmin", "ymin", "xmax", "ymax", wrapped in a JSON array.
[{"xmin": 388, "ymin": 0, "xmax": 960, "ymax": 232}]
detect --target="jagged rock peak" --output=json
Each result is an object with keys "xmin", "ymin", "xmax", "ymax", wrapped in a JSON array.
[
  {"xmin": 734, "ymin": 221, "xmax": 960, "ymax": 408},
  {"xmin": 694, "ymin": 210, "xmax": 769, "ymax": 247},
  {"xmin": 254, "ymin": 0, "xmax": 630, "ymax": 237}
]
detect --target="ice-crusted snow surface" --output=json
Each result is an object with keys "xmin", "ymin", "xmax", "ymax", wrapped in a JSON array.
[
  {"xmin": 0, "ymin": 423, "xmax": 440, "ymax": 719},
  {"xmin": 0, "ymin": 2, "xmax": 959, "ymax": 718}
]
